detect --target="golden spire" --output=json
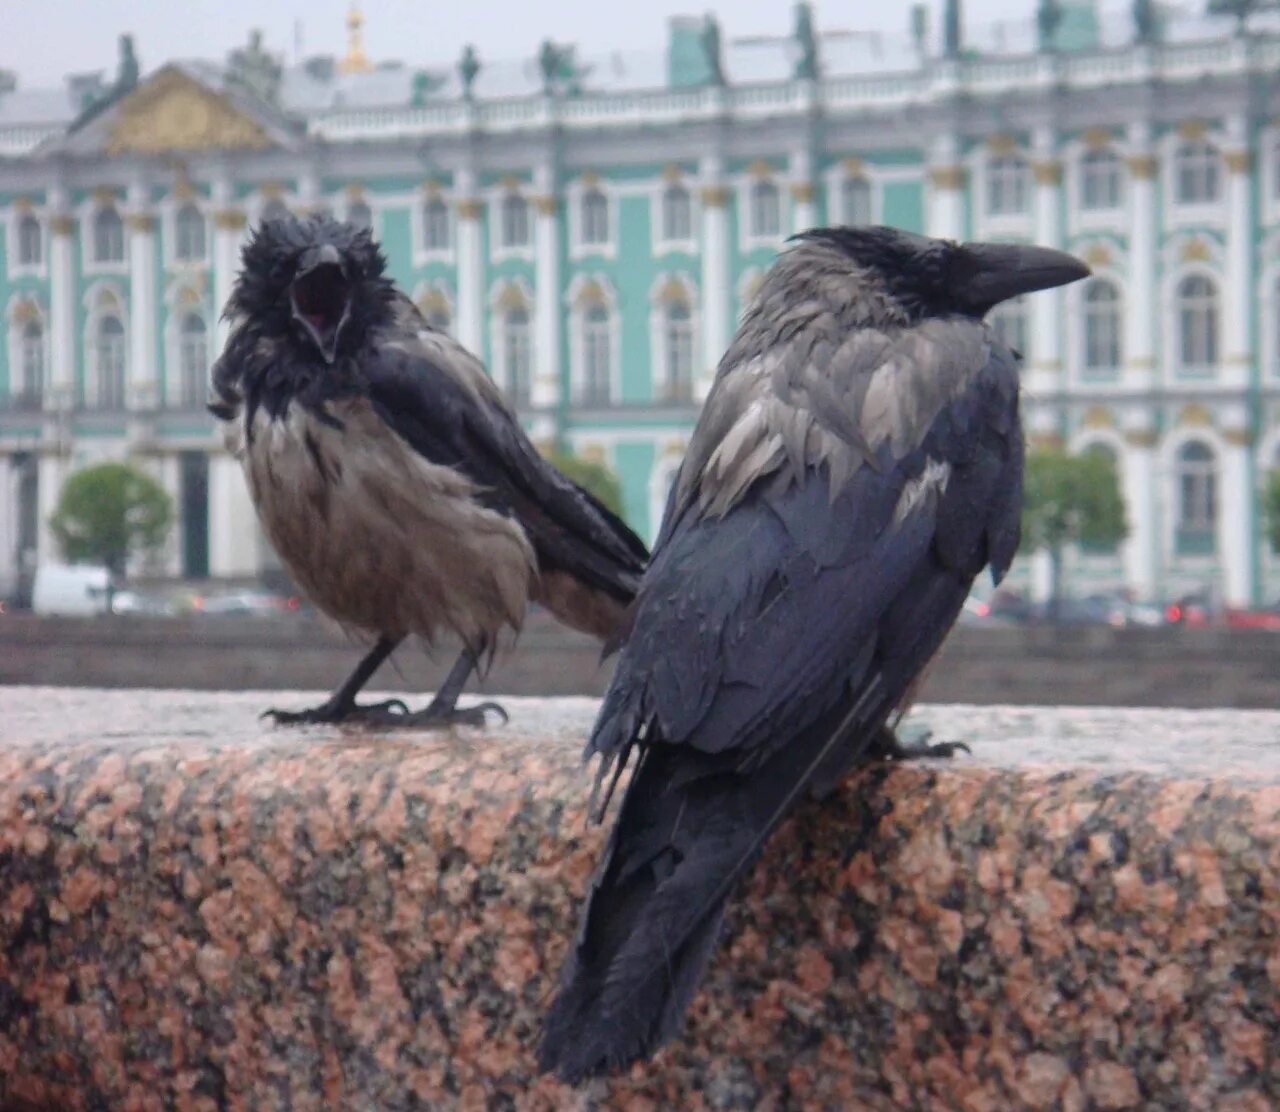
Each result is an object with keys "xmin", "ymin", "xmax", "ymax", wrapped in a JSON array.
[{"xmin": 338, "ymin": 3, "xmax": 373, "ymax": 74}]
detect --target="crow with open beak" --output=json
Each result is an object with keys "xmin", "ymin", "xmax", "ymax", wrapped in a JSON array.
[
  {"xmin": 208, "ymin": 215, "xmax": 648, "ymax": 727},
  {"xmin": 540, "ymin": 226, "xmax": 1089, "ymax": 1079}
]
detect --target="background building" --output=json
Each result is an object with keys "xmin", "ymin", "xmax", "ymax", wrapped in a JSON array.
[{"xmin": 1, "ymin": 1, "xmax": 1278, "ymax": 606}]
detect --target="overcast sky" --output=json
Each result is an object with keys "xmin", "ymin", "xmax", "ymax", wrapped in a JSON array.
[{"xmin": 5, "ymin": 0, "xmax": 1112, "ymax": 89}]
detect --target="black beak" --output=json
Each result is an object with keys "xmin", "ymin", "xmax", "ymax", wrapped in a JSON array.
[
  {"xmin": 290, "ymin": 244, "xmax": 351, "ymax": 364},
  {"xmin": 960, "ymin": 242, "xmax": 1090, "ymax": 314}
]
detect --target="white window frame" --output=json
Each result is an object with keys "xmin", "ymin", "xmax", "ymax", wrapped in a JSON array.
[
  {"xmin": 1173, "ymin": 140, "xmax": 1221, "ymax": 207},
  {"xmin": 170, "ymin": 201, "xmax": 209, "ymax": 267},
  {"xmin": 1174, "ymin": 438, "xmax": 1219, "ymax": 545},
  {"xmin": 567, "ymin": 274, "xmax": 621, "ymax": 405},
  {"xmin": 492, "ymin": 190, "xmax": 534, "ymax": 262},
  {"xmin": 1078, "ymin": 149, "xmax": 1124, "ymax": 214},
  {"xmin": 1173, "ymin": 270, "xmax": 1220, "ymax": 378},
  {"xmin": 176, "ymin": 311, "xmax": 210, "ymax": 408},
  {"xmin": 9, "ymin": 209, "xmax": 46, "ymax": 277},
  {"xmin": 985, "ymin": 155, "xmax": 1031, "ymax": 220},
  {"xmin": 411, "ymin": 192, "xmax": 455, "ymax": 266},
  {"xmin": 740, "ymin": 177, "xmax": 785, "ymax": 250},
  {"xmin": 93, "ymin": 315, "xmax": 127, "ymax": 410},
  {"xmin": 568, "ymin": 180, "xmax": 617, "ymax": 261},
  {"xmin": 80, "ymin": 200, "xmax": 128, "ymax": 275},
  {"xmin": 82, "ymin": 283, "xmax": 129, "ymax": 409},
  {"xmin": 1080, "ymin": 276, "xmax": 1123, "ymax": 379},
  {"xmin": 652, "ymin": 180, "xmax": 698, "ymax": 256},
  {"xmin": 5, "ymin": 296, "xmax": 47, "ymax": 411},
  {"xmin": 648, "ymin": 273, "xmax": 701, "ymax": 406},
  {"xmin": 1162, "ymin": 130, "xmax": 1226, "ymax": 228},
  {"xmin": 487, "ymin": 278, "xmax": 535, "ymax": 403},
  {"xmin": 411, "ymin": 279, "xmax": 455, "ymax": 336},
  {"xmin": 345, "ymin": 198, "xmax": 374, "ymax": 233}
]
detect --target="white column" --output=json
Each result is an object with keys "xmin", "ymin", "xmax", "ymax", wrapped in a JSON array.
[
  {"xmin": 1028, "ymin": 128, "xmax": 1063, "ymax": 401},
  {"xmin": 699, "ymin": 154, "xmax": 730, "ymax": 400},
  {"xmin": 47, "ymin": 186, "xmax": 77, "ymax": 411},
  {"xmin": 532, "ymin": 163, "xmax": 561, "ymax": 412},
  {"xmin": 207, "ymin": 452, "xmax": 259, "ymax": 578},
  {"xmin": 1222, "ymin": 117, "xmax": 1253, "ymax": 393},
  {"xmin": 211, "ymin": 176, "xmax": 247, "ymax": 355},
  {"xmin": 926, "ymin": 134, "xmax": 965, "ymax": 242},
  {"xmin": 1220, "ymin": 428, "xmax": 1254, "ymax": 607},
  {"xmin": 1121, "ymin": 427, "xmax": 1160, "ymax": 601},
  {"xmin": 0, "ymin": 456, "xmax": 15, "ymax": 590},
  {"xmin": 37, "ymin": 452, "xmax": 66, "ymax": 567},
  {"xmin": 454, "ymin": 166, "xmax": 484, "ymax": 358},
  {"xmin": 789, "ymin": 148, "xmax": 816, "ymax": 232},
  {"xmin": 126, "ymin": 180, "xmax": 158, "ymax": 410},
  {"xmin": 297, "ymin": 161, "xmax": 321, "ymax": 214},
  {"xmin": 1124, "ymin": 123, "xmax": 1157, "ymax": 393}
]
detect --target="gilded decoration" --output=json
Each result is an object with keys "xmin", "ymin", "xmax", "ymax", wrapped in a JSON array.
[
  {"xmin": 841, "ymin": 157, "xmax": 866, "ymax": 177},
  {"xmin": 1083, "ymin": 127, "xmax": 1113, "ymax": 151},
  {"xmin": 1031, "ymin": 160, "xmax": 1063, "ymax": 186},
  {"xmin": 1223, "ymin": 150, "xmax": 1252, "ymax": 175},
  {"xmin": 790, "ymin": 182, "xmax": 815, "ymax": 203},
  {"xmin": 928, "ymin": 166, "xmax": 966, "ymax": 190},
  {"xmin": 213, "ymin": 209, "xmax": 247, "ymax": 230},
  {"xmin": 1124, "ymin": 428, "xmax": 1159, "ymax": 448},
  {"xmin": 661, "ymin": 164, "xmax": 684, "ymax": 184},
  {"xmin": 455, "ymin": 198, "xmax": 483, "ymax": 220},
  {"xmin": 700, "ymin": 185, "xmax": 730, "ymax": 208},
  {"xmin": 1082, "ymin": 243, "xmax": 1112, "ymax": 268},
  {"xmin": 986, "ymin": 134, "xmax": 1018, "ymax": 156},
  {"xmin": 1177, "ymin": 403, "xmax": 1213, "ymax": 428},
  {"xmin": 49, "ymin": 215, "xmax": 76, "ymax": 236},
  {"xmin": 125, "ymin": 214, "xmax": 156, "ymax": 233},
  {"xmin": 655, "ymin": 277, "xmax": 689, "ymax": 305},
  {"xmin": 1125, "ymin": 154, "xmax": 1157, "ymax": 180},
  {"xmin": 1180, "ymin": 238, "xmax": 1211, "ymax": 263},
  {"xmin": 1176, "ymin": 119, "xmax": 1208, "ymax": 141},
  {"xmin": 1082, "ymin": 406, "xmax": 1116, "ymax": 430},
  {"xmin": 1223, "ymin": 427, "xmax": 1253, "ymax": 447},
  {"xmin": 106, "ymin": 68, "xmax": 273, "ymax": 156},
  {"xmin": 532, "ymin": 195, "xmax": 557, "ymax": 217}
]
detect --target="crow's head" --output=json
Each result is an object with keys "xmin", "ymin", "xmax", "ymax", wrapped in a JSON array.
[
  {"xmin": 790, "ymin": 225, "xmax": 1089, "ymax": 323},
  {"xmin": 228, "ymin": 213, "xmax": 394, "ymax": 364}
]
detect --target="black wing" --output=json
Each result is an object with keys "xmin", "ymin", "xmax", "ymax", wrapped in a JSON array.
[
  {"xmin": 362, "ymin": 326, "xmax": 649, "ymax": 606},
  {"xmin": 541, "ymin": 324, "xmax": 1022, "ymax": 1078}
]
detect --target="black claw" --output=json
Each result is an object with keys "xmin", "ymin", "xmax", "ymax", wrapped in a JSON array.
[{"xmin": 261, "ymin": 697, "xmax": 412, "ymax": 727}]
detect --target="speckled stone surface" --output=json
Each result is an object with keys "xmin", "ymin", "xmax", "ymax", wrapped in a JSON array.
[{"xmin": 0, "ymin": 688, "xmax": 1277, "ymax": 1110}]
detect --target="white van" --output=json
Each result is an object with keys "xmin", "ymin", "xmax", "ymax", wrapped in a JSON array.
[{"xmin": 31, "ymin": 564, "xmax": 114, "ymax": 617}]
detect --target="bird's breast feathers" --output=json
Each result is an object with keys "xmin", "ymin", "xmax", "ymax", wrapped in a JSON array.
[{"xmin": 238, "ymin": 396, "xmax": 536, "ymax": 645}]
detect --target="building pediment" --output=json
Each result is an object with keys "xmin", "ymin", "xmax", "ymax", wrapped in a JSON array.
[{"xmin": 105, "ymin": 66, "xmax": 274, "ymax": 155}]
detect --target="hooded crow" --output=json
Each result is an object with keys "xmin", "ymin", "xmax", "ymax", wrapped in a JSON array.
[
  {"xmin": 209, "ymin": 214, "xmax": 648, "ymax": 727},
  {"xmin": 540, "ymin": 226, "xmax": 1089, "ymax": 1079}
]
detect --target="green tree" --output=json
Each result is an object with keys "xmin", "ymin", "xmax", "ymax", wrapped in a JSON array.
[
  {"xmin": 49, "ymin": 462, "xmax": 173, "ymax": 577},
  {"xmin": 1020, "ymin": 446, "xmax": 1128, "ymax": 617},
  {"xmin": 1263, "ymin": 470, "xmax": 1280, "ymax": 555},
  {"xmin": 543, "ymin": 449, "xmax": 627, "ymax": 519}
]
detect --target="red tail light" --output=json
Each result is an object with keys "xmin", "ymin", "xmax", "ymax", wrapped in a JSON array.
[
  {"xmin": 286, "ymin": 597, "xmax": 300, "ymax": 611},
  {"xmin": 1166, "ymin": 604, "xmax": 1182, "ymax": 622}
]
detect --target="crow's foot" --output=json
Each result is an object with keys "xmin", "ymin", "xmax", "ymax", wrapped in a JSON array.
[
  {"xmin": 398, "ymin": 700, "xmax": 509, "ymax": 730},
  {"xmin": 875, "ymin": 727, "xmax": 971, "ymax": 762},
  {"xmin": 262, "ymin": 697, "xmax": 409, "ymax": 727}
]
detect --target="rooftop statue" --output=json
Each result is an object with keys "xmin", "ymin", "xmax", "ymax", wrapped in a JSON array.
[
  {"xmin": 458, "ymin": 44, "xmax": 480, "ymax": 100},
  {"xmin": 701, "ymin": 13, "xmax": 726, "ymax": 86},
  {"xmin": 793, "ymin": 3, "xmax": 819, "ymax": 80}
]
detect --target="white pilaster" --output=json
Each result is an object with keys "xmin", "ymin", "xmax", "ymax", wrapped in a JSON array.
[
  {"xmin": 211, "ymin": 175, "xmax": 247, "ymax": 355},
  {"xmin": 0, "ymin": 456, "xmax": 16, "ymax": 591},
  {"xmin": 1219, "ymin": 430, "xmax": 1254, "ymax": 607},
  {"xmin": 1124, "ymin": 123, "xmax": 1157, "ymax": 393},
  {"xmin": 1121, "ymin": 427, "xmax": 1160, "ymax": 601},
  {"xmin": 37, "ymin": 452, "xmax": 66, "ymax": 567},
  {"xmin": 532, "ymin": 163, "xmax": 561, "ymax": 412},
  {"xmin": 47, "ymin": 185, "xmax": 77, "ymax": 411},
  {"xmin": 699, "ymin": 154, "xmax": 730, "ymax": 400},
  {"xmin": 127, "ymin": 179, "xmax": 158, "ymax": 410},
  {"xmin": 926, "ymin": 134, "xmax": 965, "ymax": 241},
  {"xmin": 1222, "ymin": 116, "xmax": 1253, "ymax": 393},
  {"xmin": 454, "ymin": 166, "xmax": 484, "ymax": 358},
  {"xmin": 208, "ymin": 453, "xmax": 259, "ymax": 578},
  {"xmin": 1028, "ymin": 128, "xmax": 1063, "ymax": 401},
  {"xmin": 297, "ymin": 161, "xmax": 321, "ymax": 214},
  {"xmin": 789, "ymin": 148, "xmax": 816, "ymax": 232}
]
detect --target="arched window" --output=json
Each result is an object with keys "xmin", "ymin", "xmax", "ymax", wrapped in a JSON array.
[
  {"xmin": 1177, "ymin": 274, "xmax": 1219, "ymax": 371},
  {"xmin": 661, "ymin": 184, "xmax": 691, "ymax": 242},
  {"xmin": 1176, "ymin": 440, "xmax": 1217, "ymax": 554},
  {"xmin": 18, "ymin": 320, "xmax": 44, "ymax": 410},
  {"xmin": 1083, "ymin": 279, "xmax": 1121, "ymax": 374},
  {"xmin": 174, "ymin": 203, "xmax": 206, "ymax": 262},
  {"xmin": 842, "ymin": 176, "xmax": 871, "ymax": 225},
  {"xmin": 178, "ymin": 313, "xmax": 208, "ymax": 407},
  {"xmin": 986, "ymin": 156, "xmax": 1030, "ymax": 217},
  {"xmin": 347, "ymin": 200, "xmax": 373, "ymax": 231},
  {"xmin": 502, "ymin": 307, "xmax": 532, "ymax": 406},
  {"xmin": 260, "ymin": 198, "xmax": 289, "ymax": 224},
  {"xmin": 423, "ymin": 197, "xmax": 450, "ymax": 251},
  {"xmin": 581, "ymin": 188, "xmax": 610, "ymax": 246},
  {"xmin": 16, "ymin": 214, "xmax": 42, "ymax": 267},
  {"xmin": 93, "ymin": 207, "xmax": 124, "ymax": 263},
  {"xmin": 96, "ymin": 315, "xmax": 126, "ymax": 409},
  {"xmin": 749, "ymin": 180, "xmax": 780, "ymax": 238},
  {"xmin": 1080, "ymin": 149, "xmax": 1122, "ymax": 211},
  {"xmin": 989, "ymin": 296, "xmax": 1029, "ymax": 358},
  {"xmin": 501, "ymin": 194, "xmax": 529, "ymax": 249},
  {"xmin": 663, "ymin": 302, "xmax": 694, "ymax": 403},
  {"xmin": 1175, "ymin": 141, "xmax": 1220, "ymax": 205},
  {"xmin": 581, "ymin": 305, "xmax": 612, "ymax": 404}
]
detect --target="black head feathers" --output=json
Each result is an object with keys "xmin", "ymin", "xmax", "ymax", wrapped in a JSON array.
[{"xmin": 792, "ymin": 225, "xmax": 1088, "ymax": 321}]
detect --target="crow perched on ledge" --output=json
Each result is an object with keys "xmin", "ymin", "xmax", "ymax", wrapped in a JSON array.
[
  {"xmin": 540, "ymin": 227, "xmax": 1089, "ymax": 1080},
  {"xmin": 209, "ymin": 215, "xmax": 648, "ymax": 727}
]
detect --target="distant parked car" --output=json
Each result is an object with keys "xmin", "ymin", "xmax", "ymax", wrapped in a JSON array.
[
  {"xmin": 110, "ymin": 590, "xmax": 176, "ymax": 617},
  {"xmin": 31, "ymin": 564, "xmax": 114, "ymax": 617},
  {"xmin": 1165, "ymin": 591, "xmax": 1280, "ymax": 631},
  {"xmin": 188, "ymin": 589, "xmax": 301, "ymax": 617}
]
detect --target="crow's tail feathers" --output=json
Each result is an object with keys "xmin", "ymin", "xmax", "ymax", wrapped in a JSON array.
[{"xmin": 539, "ymin": 683, "xmax": 886, "ymax": 1082}]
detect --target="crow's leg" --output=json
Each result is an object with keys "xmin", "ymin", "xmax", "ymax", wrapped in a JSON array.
[
  {"xmin": 870, "ymin": 721, "xmax": 971, "ymax": 761},
  {"xmin": 264, "ymin": 636, "xmax": 410, "ymax": 726},
  {"xmin": 400, "ymin": 639, "xmax": 508, "ymax": 729}
]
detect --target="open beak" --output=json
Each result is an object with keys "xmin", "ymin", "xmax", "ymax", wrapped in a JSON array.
[
  {"xmin": 960, "ymin": 242, "xmax": 1090, "ymax": 313},
  {"xmin": 290, "ymin": 243, "xmax": 351, "ymax": 364}
]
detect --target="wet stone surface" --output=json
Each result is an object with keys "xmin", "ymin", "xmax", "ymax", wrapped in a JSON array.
[{"xmin": 0, "ymin": 687, "xmax": 1277, "ymax": 1110}]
